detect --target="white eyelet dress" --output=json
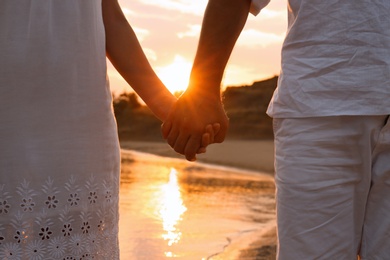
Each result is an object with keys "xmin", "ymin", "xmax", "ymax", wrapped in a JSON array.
[{"xmin": 0, "ymin": 1, "xmax": 120, "ymax": 259}]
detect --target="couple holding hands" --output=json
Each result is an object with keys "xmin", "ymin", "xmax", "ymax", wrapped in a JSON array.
[
  {"xmin": 0, "ymin": 0, "xmax": 255, "ymax": 258},
  {"xmin": 2, "ymin": 0, "xmax": 390, "ymax": 258},
  {"xmin": 111, "ymin": 0, "xmax": 251, "ymax": 161}
]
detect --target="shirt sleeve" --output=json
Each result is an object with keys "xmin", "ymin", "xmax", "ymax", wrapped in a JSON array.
[{"xmin": 250, "ymin": 0, "xmax": 271, "ymax": 16}]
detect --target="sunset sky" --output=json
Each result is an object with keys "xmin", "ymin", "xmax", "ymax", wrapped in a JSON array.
[{"xmin": 108, "ymin": 0, "xmax": 287, "ymax": 95}]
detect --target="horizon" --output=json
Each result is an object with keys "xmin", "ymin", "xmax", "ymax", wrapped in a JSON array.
[{"xmin": 108, "ymin": 0, "xmax": 287, "ymax": 96}]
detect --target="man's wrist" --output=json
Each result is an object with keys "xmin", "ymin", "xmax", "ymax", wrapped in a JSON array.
[{"xmin": 185, "ymin": 82, "xmax": 222, "ymax": 102}]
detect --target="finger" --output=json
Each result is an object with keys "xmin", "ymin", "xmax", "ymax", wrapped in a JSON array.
[
  {"xmin": 161, "ymin": 120, "xmax": 172, "ymax": 139},
  {"xmin": 161, "ymin": 103, "xmax": 177, "ymax": 139},
  {"xmin": 184, "ymin": 135, "xmax": 202, "ymax": 161},
  {"xmin": 215, "ymin": 120, "xmax": 229, "ymax": 143},
  {"xmin": 166, "ymin": 122, "xmax": 180, "ymax": 149},
  {"xmin": 173, "ymin": 132, "xmax": 190, "ymax": 155},
  {"xmin": 202, "ymin": 124, "xmax": 214, "ymax": 144},
  {"xmin": 201, "ymin": 132, "xmax": 210, "ymax": 148}
]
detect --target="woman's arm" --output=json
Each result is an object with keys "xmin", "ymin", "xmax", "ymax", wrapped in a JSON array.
[{"xmin": 102, "ymin": 0, "xmax": 176, "ymax": 121}]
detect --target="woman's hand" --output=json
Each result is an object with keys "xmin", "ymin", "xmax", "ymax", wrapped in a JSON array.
[{"xmin": 161, "ymin": 90, "xmax": 229, "ymax": 161}]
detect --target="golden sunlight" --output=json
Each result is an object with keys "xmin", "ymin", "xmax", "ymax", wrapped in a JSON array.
[
  {"xmin": 158, "ymin": 168, "xmax": 187, "ymax": 250},
  {"xmin": 157, "ymin": 55, "xmax": 192, "ymax": 95}
]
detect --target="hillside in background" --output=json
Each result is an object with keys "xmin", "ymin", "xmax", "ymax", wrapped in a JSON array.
[{"xmin": 113, "ymin": 76, "xmax": 278, "ymax": 142}]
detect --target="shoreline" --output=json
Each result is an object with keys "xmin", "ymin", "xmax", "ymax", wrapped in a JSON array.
[
  {"xmin": 120, "ymin": 140, "xmax": 275, "ymax": 175},
  {"xmin": 119, "ymin": 140, "xmax": 277, "ymax": 259}
]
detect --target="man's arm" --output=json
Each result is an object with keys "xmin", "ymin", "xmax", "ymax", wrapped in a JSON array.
[
  {"xmin": 102, "ymin": 0, "xmax": 176, "ymax": 121},
  {"xmin": 162, "ymin": 0, "xmax": 252, "ymax": 161},
  {"xmin": 188, "ymin": 0, "xmax": 252, "ymax": 97}
]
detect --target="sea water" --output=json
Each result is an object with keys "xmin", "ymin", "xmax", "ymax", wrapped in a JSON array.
[{"xmin": 118, "ymin": 150, "xmax": 276, "ymax": 260}]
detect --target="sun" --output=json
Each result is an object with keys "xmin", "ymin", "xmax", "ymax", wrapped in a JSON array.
[{"xmin": 157, "ymin": 55, "xmax": 192, "ymax": 95}]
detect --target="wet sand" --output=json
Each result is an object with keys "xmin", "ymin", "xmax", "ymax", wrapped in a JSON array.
[
  {"xmin": 119, "ymin": 141, "xmax": 277, "ymax": 259},
  {"xmin": 120, "ymin": 140, "xmax": 275, "ymax": 174}
]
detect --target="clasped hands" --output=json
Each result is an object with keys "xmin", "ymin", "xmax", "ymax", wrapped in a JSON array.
[{"xmin": 161, "ymin": 90, "xmax": 229, "ymax": 161}]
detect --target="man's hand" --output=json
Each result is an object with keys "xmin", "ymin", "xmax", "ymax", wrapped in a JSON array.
[{"xmin": 161, "ymin": 90, "xmax": 229, "ymax": 161}]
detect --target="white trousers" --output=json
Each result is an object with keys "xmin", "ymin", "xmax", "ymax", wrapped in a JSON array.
[{"xmin": 273, "ymin": 116, "xmax": 390, "ymax": 259}]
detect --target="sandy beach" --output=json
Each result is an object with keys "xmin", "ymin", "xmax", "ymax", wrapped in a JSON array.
[
  {"xmin": 119, "ymin": 140, "xmax": 277, "ymax": 259},
  {"xmin": 118, "ymin": 149, "xmax": 277, "ymax": 259},
  {"xmin": 120, "ymin": 140, "xmax": 275, "ymax": 175}
]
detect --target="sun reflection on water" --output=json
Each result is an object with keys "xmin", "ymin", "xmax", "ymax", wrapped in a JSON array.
[{"xmin": 158, "ymin": 168, "xmax": 187, "ymax": 254}]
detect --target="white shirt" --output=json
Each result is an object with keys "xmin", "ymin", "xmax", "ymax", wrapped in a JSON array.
[{"xmin": 251, "ymin": 0, "xmax": 390, "ymax": 118}]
